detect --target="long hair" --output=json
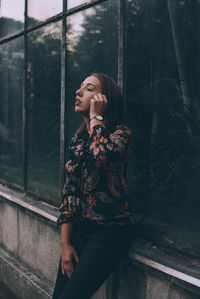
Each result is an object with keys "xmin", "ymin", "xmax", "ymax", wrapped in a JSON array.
[{"xmin": 76, "ymin": 73, "xmax": 126, "ymax": 136}]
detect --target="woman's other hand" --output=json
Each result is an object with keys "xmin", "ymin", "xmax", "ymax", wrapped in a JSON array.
[
  {"xmin": 61, "ymin": 244, "xmax": 79, "ymax": 278},
  {"xmin": 90, "ymin": 93, "xmax": 108, "ymax": 119}
]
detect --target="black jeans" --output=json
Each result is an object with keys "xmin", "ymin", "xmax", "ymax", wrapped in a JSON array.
[{"xmin": 52, "ymin": 216, "xmax": 133, "ymax": 299}]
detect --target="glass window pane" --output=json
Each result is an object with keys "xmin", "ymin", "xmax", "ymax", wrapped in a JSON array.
[
  {"xmin": 67, "ymin": 0, "xmax": 92, "ymax": 10},
  {"xmin": 66, "ymin": 0, "xmax": 118, "ymax": 141},
  {"xmin": 0, "ymin": 0, "xmax": 24, "ymax": 38},
  {"xmin": 0, "ymin": 38, "xmax": 23, "ymax": 186},
  {"xmin": 27, "ymin": 22, "xmax": 61, "ymax": 204},
  {"xmin": 27, "ymin": 0, "xmax": 62, "ymax": 26},
  {"xmin": 126, "ymin": 0, "xmax": 200, "ymax": 258}
]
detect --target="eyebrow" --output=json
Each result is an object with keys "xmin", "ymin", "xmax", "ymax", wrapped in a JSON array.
[{"xmin": 81, "ymin": 82, "xmax": 97, "ymax": 88}]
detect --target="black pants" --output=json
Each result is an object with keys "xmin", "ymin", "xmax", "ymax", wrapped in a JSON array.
[{"xmin": 52, "ymin": 216, "xmax": 133, "ymax": 299}]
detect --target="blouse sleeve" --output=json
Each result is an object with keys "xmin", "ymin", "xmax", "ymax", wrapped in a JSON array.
[
  {"xmin": 57, "ymin": 133, "xmax": 86, "ymax": 226},
  {"xmin": 56, "ymin": 160, "xmax": 79, "ymax": 226},
  {"xmin": 88, "ymin": 124, "xmax": 132, "ymax": 164}
]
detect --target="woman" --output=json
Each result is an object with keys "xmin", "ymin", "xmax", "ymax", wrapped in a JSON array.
[{"xmin": 53, "ymin": 73, "xmax": 133, "ymax": 299}]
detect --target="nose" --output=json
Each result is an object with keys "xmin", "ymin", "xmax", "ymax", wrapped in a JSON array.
[{"xmin": 76, "ymin": 87, "xmax": 83, "ymax": 96}]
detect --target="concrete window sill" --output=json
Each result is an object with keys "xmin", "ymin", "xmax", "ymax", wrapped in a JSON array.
[
  {"xmin": 129, "ymin": 239, "xmax": 200, "ymax": 290},
  {"xmin": 0, "ymin": 184, "xmax": 59, "ymax": 223},
  {"xmin": 1, "ymin": 183, "xmax": 200, "ymax": 293}
]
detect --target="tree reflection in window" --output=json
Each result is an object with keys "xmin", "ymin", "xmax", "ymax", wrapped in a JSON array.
[
  {"xmin": 0, "ymin": 0, "xmax": 24, "ymax": 38},
  {"xmin": 126, "ymin": 0, "xmax": 200, "ymax": 258},
  {"xmin": 0, "ymin": 38, "xmax": 23, "ymax": 186},
  {"xmin": 27, "ymin": 22, "xmax": 61, "ymax": 203}
]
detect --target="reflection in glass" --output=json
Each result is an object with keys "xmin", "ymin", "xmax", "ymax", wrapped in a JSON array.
[
  {"xmin": 27, "ymin": 0, "xmax": 62, "ymax": 26},
  {"xmin": 67, "ymin": 0, "xmax": 91, "ymax": 10},
  {"xmin": 0, "ymin": 38, "xmax": 23, "ymax": 186},
  {"xmin": 0, "ymin": 0, "xmax": 24, "ymax": 38},
  {"xmin": 27, "ymin": 22, "xmax": 61, "ymax": 204},
  {"xmin": 126, "ymin": 0, "xmax": 200, "ymax": 258},
  {"xmin": 66, "ymin": 0, "xmax": 118, "ymax": 141}
]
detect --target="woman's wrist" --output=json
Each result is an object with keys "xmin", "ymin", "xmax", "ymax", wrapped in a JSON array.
[
  {"xmin": 89, "ymin": 114, "xmax": 97, "ymax": 119},
  {"xmin": 60, "ymin": 223, "xmax": 73, "ymax": 247},
  {"xmin": 89, "ymin": 114, "xmax": 104, "ymax": 121},
  {"xmin": 60, "ymin": 241, "xmax": 71, "ymax": 247},
  {"xmin": 90, "ymin": 118, "xmax": 105, "ymax": 129}
]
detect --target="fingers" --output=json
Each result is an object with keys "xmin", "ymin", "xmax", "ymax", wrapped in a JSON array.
[
  {"xmin": 61, "ymin": 249, "xmax": 79, "ymax": 278},
  {"xmin": 62, "ymin": 260, "xmax": 74, "ymax": 278},
  {"xmin": 90, "ymin": 93, "xmax": 107, "ymax": 118},
  {"xmin": 92, "ymin": 93, "xmax": 107, "ymax": 104},
  {"xmin": 102, "ymin": 94, "xmax": 107, "ymax": 104},
  {"xmin": 73, "ymin": 253, "xmax": 79, "ymax": 264}
]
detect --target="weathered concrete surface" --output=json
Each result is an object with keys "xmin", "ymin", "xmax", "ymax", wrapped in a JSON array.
[
  {"xmin": 0, "ymin": 244, "xmax": 110, "ymax": 299},
  {"xmin": 0, "ymin": 247, "xmax": 52, "ymax": 299},
  {"xmin": 0, "ymin": 281, "xmax": 18, "ymax": 299},
  {"xmin": 0, "ymin": 201, "xmax": 18, "ymax": 254},
  {"xmin": 17, "ymin": 209, "xmax": 60, "ymax": 283},
  {"xmin": 1, "ymin": 245, "xmax": 199, "ymax": 299},
  {"xmin": 0, "ymin": 197, "xmax": 60, "ymax": 283},
  {"xmin": 0, "ymin": 195, "xmax": 109, "ymax": 299},
  {"xmin": 105, "ymin": 259, "xmax": 200, "ymax": 299}
]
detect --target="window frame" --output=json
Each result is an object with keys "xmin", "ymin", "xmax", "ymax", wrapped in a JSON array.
[{"xmin": 0, "ymin": 0, "xmax": 125, "ymax": 202}]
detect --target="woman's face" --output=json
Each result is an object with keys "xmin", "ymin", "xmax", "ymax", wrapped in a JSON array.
[{"xmin": 75, "ymin": 75, "xmax": 102, "ymax": 115}]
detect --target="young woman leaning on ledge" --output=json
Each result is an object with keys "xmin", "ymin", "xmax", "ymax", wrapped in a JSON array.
[{"xmin": 52, "ymin": 73, "xmax": 134, "ymax": 299}]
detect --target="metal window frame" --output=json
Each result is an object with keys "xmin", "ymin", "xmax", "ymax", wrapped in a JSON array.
[
  {"xmin": 0, "ymin": 0, "xmax": 125, "ymax": 204},
  {"xmin": 60, "ymin": 0, "xmax": 67, "ymax": 199},
  {"xmin": 0, "ymin": 0, "xmax": 109, "ymax": 44},
  {"xmin": 118, "ymin": 0, "xmax": 125, "ymax": 91},
  {"xmin": 22, "ymin": 0, "xmax": 28, "ymax": 192}
]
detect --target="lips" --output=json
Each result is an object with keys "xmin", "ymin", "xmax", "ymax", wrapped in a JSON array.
[{"xmin": 75, "ymin": 98, "xmax": 81, "ymax": 106}]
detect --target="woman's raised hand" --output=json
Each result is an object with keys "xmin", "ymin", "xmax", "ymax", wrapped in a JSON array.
[
  {"xmin": 90, "ymin": 93, "xmax": 108, "ymax": 119},
  {"xmin": 61, "ymin": 244, "xmax": 79, "ymax": 278}
]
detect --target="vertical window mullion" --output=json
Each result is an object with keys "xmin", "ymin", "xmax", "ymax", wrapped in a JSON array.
[
  {"xmin": 22, "ymin": 0, "xmax": 28, "ymax": 192},
  {"xmin": 118, "ymin": 0, "xmax": 126, "ymax": 94},
  {"xmin": 60, "ymin": 0, "xmax": 67, "ymax": 200}
]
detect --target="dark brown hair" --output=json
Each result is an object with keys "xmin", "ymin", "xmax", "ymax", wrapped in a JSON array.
[{"xmin": 76, "ymin": 73, "xmax": 126, "ymax": 136}]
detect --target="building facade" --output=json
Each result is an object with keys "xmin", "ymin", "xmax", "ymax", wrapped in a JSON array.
[{"xmin": 0, "ymin": 0, "xmax": 200, "ymax": 298}]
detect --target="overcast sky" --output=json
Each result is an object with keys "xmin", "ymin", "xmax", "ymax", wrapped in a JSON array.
[
  {"xmin": 0, "ymin": 0, "xmax": 62, "ymax": 22},
  {"xmin": 0, "ymin": 0, "xmax": 89, "ymax": 22}
]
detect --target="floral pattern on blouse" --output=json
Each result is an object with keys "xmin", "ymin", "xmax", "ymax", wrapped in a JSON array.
[{"xmin": 57, "ymin": 124, "xmax": 133, "ymax": 227}]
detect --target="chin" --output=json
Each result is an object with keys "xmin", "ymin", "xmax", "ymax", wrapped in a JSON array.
[
  {"xmin": 75, "ymin": 106, "xmax": 89, "ymax": 115},
  {"xmin": 75, "ymin": 106, "xmax": 81, "ymax": 112}
]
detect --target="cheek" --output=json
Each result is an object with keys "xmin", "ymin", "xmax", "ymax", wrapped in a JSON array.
[{"xmin": 84, "ymin": 98, "xmax": 91, "ymax": 109}]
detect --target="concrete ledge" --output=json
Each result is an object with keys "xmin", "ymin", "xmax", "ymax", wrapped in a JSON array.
[
  {"xmin": 132, "ymin": 252, "xmax": 200, "ymax": 287},
  {"xmin": 128, "ymin": 241, "xmax": 200, "ymax": 288},
  {"xmin": 0, "ymin": 247, "xmax": 53, "ymax": 299},
  {"xmin": 1, "ymin": 184, "xmax": 200, "ymax": 299},
  {"xmin": 0, "ymin": 195, "xmax": 61, "ymax": 283},
  {"xmin": 0, "ymin": 184, "xmax": 59, "ymax": 223}
]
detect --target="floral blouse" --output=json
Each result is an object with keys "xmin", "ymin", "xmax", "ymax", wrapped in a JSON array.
[{"xmin": 57, "ymin": 124, "xmax": 133, "ymax": 227}]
